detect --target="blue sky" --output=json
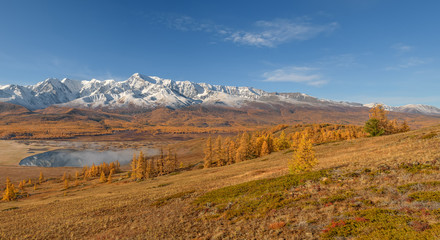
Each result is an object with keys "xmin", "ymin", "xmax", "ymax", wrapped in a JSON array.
[{"xmin": 1, "ymin": 0, "xmax": 440, "ymax": 107}]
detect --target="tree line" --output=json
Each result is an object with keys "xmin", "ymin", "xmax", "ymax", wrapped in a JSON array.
[
  {"xmin": 203, "ymin": 123, "xmax": 366, "ymax": 169},
  {"xmin": 130, "ymin": 148, "xmax": 178, "ymax": 180}
]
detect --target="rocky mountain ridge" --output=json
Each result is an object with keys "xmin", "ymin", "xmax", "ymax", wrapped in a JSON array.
[{"xmin": 1, "ymin": 73, "xmax": 439, "ymax": 115}]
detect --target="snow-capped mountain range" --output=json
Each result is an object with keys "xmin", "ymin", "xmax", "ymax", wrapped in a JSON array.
[{"xmin": 0, "ymin": 73, "xmax": 439, "ymax": 116}]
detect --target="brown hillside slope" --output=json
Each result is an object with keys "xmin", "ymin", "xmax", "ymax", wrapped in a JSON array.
[
  {"xmin": 0, "ymin": 125, "xmax": 439, "ymax": 239},
  {"xmin": 0, "ymin": 104, "xmax": 439, "ymax": 140}
]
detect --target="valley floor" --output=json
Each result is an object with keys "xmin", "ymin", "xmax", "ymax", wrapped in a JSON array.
[{"xmin": 0, "ymin": 125, "xmax": 440, "ymax": 239}]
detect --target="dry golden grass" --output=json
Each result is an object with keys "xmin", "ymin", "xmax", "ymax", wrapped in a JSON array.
[{"xmin": 0, "ymin": 124, "xmax": 439, "ymax": 239}]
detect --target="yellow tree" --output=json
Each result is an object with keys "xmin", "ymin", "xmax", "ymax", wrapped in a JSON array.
[
  {"xmin": 368, "ymin": 104, "xmax": 390, "ymax": 134},
  {"xmin": 145, "ymin": 159, "xmax": 152, "ymax": 179},
  {"xmin": 275, "ymin": 130, "xmax": 290, "ymax": 151},
  {"xmin": 136, "ymin": 151, "xmax": 146, "ymax": 179},
  {"xmin": 2, "ymin": 177, "xmax": 17, "ymax": 201},
  {"xmin": 291, "ymin": 132, "xmax": 302, "ymax": 148},
  {"xmin": 214, "ymin": 136, "xmax": 225, "ymax": 167},
  {"xmin": 164, "ymin": 148, "xmax": 173, "ymax": 173},
  {"xmin": 158, "ymin": 148, "xmax": 165, "ymax": 175},
  {"xmin": 254, "ymin": 135, "xmax": 265, "ymax": 157},
  {"xmin": 400, "ymin": 120, "xmax": 411, "ymax": 132},
  {"xmin": 107, "ymin": 169, "xmax": 113, "ymax": 183},
  {"xmin": 39, "ymin": 171, "xmax": 44, "ymax": 184},
  {"xmin": 203, "ymin": 136, "xmax": 213, "ymax": 168},
  {"xmin": 289, "ymin": 133, "xmax": 317, "ymax": 174},
  {"xmin": 130, "ymin": 153, "xmax": 137, "ymax": 179},
  {"xmin": 265, "ymin": 134, "xmax": 274, "ymax": 153},
  {"xmin": 235, "ymin": 133, "xmax": 250, "ymax": 162},
  {"xmin": 99, "ymin": 171, "xmax": 106, "ymax": 183},
  {"xmin": 261, "ymin": 141, "xmax": 270, "ymax": 156},
  {"xmin": 227, "ymin": 138, "xmax": 236, "ymax": 165}
]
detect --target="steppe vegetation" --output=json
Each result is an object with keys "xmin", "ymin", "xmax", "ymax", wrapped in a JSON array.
[
  {"xmin": 0, "ymin": 105, "xmax": 437, "ymax": 239},
  {"xmin": 0, "ymin": 114, "xmax": 439, "ymax": 238},
  {"xmin": 0, "ymin": 103, "xmax": 436, "ymax": 140}
]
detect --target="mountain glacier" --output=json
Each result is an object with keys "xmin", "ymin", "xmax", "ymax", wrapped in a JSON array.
[{"xmin": 0, "ymin": 73, "xmax": 439, "ymax": 115}]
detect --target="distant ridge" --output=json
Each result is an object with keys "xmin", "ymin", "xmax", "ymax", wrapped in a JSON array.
[{"xmin": 0, "ymin": 73, "xmax": 439, "ymax": 115}]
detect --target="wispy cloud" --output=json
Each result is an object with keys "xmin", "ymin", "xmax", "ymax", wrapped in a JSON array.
[
  {"xmin": 262, "ymin": 66, "xmax": 327, "ymax": 86},
  {"xmin": 392, "ymin": 43, "xmax": 413, "ymax": 53},
  {"xmin": 226, "ymin": 19, "xmax": 338, "ymax": 47},
  {"xmin": 386, "ymin": 57, "xmax": 426, "ymax": 70},
  {"xmin": 165, "ymin": 16, "xmax": 338, "ymax": 47}
]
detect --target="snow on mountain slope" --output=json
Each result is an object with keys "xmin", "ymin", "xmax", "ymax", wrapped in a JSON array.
[
  {"xmin": 0, "ymin": 73, "xmax": 270, "ymax": 110},
  {"xmin": 0, "ymin": 73, "xmax": 439, "ymax": 116},
  {"xmin": 363, "ymin": 103, "xmax": 440, "ymax": 116}
]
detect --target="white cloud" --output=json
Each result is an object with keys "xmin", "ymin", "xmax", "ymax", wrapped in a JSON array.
[
  {"xmin": 262, "ymin": 66, "xmax": 327, "ymax": 86},
  {"xmin": 166, "ymin": 16, "xmax": 338, "ymax": 47},
  {"xmin": 227, "ymin": 19, "xmax": 338, "ymax": 47}
]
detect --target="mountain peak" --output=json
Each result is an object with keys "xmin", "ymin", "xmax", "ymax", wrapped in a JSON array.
[{"xmin": 0, "ymin": 73, "xmax": 439, "ymax": 115}]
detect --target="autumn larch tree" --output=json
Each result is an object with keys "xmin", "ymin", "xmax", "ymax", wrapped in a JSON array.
[
  {"xmin": 289, "ymin": 133, "xmax": 317, "ymax": 174},
  {"xmin": 235, "ymin": 133, "xmax": 250, "ymax": 162},
  {"xmin": 107, "ymin": 169, "xmax": 113, "ymax": 183},
  {"xmin": 276, "ymin": 130, "xmax": 290, "ymax": 151},
  {"xmin": 130, "ymin": 153, "xmax": 137, "ymax": 180},
  {"xmin": 261, "ymin": 141, "xmax": 270, "ymax": 156},
  {"xmin": 204, "ymin": 136, "xmax": 213, "ymax": 168},
  {"xmin": 136, "ymin": 151, "xmax": 146, "ymax": 180},
  {"xmin": 64, "ymin": 179, "xmax": 69, "ymax": 189},
  {"xmin": 2, "ymin": 177, "xmax": 17, "ymax": 201},
  {"xmin": 39, "ymin": 171, "xmax": 44, "ymax": 184},
  {"xmin": 99, "ymin": 171, "xmax": 106, "ymax": 183},
  {"xmin": 214, "ymin": 136, "xmax": 225, "ymax": 167}
]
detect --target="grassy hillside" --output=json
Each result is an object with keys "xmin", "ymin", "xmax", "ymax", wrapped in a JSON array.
[{"xmin": 0, "ymin": 124, "xmax": 439, "ymax": 239}]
